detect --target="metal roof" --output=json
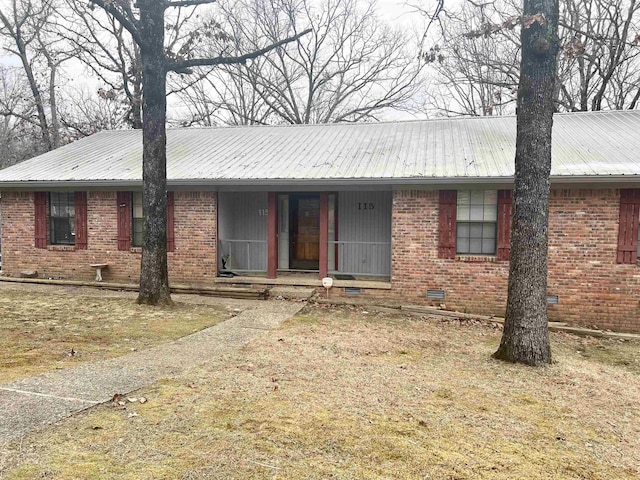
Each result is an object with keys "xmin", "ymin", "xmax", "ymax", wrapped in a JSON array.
[{"xmin": 0, "ymin": 109, "xmax": 639, "ymax": 187}]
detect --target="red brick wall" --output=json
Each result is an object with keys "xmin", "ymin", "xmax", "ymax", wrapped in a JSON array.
[
  {"xmin": 391, "ymin": 190, "xmax": 510, "ymax": 314},
  {"xmin": 390, "ymin": 188, "xmax": 640, "ymax": 332},
  {"xmin": 0, "ymin": 191, "xmax": 217, "ymax": 285},
  {"xmin": 2, "ymin": 187, "xmax": 639, "ymax": 331},
  {"xmin": 547, "ymin": 189, "xmax": 639, "ymax": 331}
]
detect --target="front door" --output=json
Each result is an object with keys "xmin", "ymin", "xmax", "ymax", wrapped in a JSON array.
[{"xmin": 290, "ymin": 194, "xmax": 320, "ymax": 270}]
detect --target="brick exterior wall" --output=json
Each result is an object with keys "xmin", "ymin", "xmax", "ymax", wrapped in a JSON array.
[
  {"xmin": 0, "ymin": 191, "xmax": 217, "ymax": 285},
  {"xmin": 547, "ymin": 189, "xmax": 639, "ymax": 331},
  {"xmin": 2, "ymin": 187, "xmax": 639, "ymax": 331},
  {"xmin": 390, "ymin": 188, "xmax": 640, "ymax": 332},
  {"xmin": 391, "ymin": 189, "xmax": 511, "ymax": 314}
]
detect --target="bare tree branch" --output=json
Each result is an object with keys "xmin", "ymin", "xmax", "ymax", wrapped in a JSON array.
[
  {"xmin": 167, "ymin": 0, "xmax": 216, "ymax": 7},
  {"xmin": 176, "ymin": 0, "xmax": 427, "ymax": 125},
  {"xmin": 168, "ymin": 27, "xmax": 312, "ymax": 72},
  {"xmin": 88, "ymin": 0, "xmax": 143, "ymax": 47}
]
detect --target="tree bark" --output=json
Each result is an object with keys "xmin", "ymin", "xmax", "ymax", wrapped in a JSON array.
[
  {"xmin": 493, "ymin": 0, "xmax": 559, "ymax": 366},
  {"xmin": 136, "ymin": 1, "xmax": 171, "ymax": 306}
]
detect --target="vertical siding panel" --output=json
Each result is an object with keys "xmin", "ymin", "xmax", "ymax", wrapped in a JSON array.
[
  {"xmin": 337, "ymin": 191, "xmax": 392, "ymax": 275},
  {"xmin": 267, "ymin": 192, "xmax": 278, "ymax": 278},
  {"xmin": 319, "ymin": 193, "xmax": 329, "ymax": 278},
  {"xmin": 219, "ymin": 192, "xmax": 268, "ymax": 271}
]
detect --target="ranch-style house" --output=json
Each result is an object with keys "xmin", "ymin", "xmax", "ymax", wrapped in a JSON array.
[{"xmin": 0, "ymin": 110, "xmax": 638, "ymax": 331}]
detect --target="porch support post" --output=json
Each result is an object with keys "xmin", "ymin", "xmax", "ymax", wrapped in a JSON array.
[
  {"xmin": 319, "ymin": 192, "xmax": 329, "ymax": 279},
  {"xmin": 267, "ymin": 192, "xmax": 278, "ymax": 279}
]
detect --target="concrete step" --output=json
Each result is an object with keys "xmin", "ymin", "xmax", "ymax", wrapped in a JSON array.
[{"xmin": 269, "ymin": 286, "xmax": 316, "ymax": 300}]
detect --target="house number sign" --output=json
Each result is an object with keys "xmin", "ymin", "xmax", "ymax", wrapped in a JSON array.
[{"xmin": 357, "ymin": 202, "xmax": 375, "ymax": 210}]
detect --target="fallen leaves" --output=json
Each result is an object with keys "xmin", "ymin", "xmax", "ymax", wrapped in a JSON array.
[{"xmin": 111, "ymin": 393, "xmax": 148, "ymax": 411}]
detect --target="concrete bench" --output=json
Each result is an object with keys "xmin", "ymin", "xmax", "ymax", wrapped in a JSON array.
[{"xmin": 90, "ymin": 263, "xmax": 108, "ymax": 282}]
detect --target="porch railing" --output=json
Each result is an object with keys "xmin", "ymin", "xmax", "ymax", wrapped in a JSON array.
[
  {"xmin": 328, "ymin": 241, "xmax": 391, "ymax": 276},
  {"xmin": 219, "ymin": 239, "xmax": 267, "ymax": 272}
]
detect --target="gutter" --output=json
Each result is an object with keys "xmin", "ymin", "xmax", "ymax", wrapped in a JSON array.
[{"xmin": 0, "ymin": 175, "xmax": 638, "ymax": 190}]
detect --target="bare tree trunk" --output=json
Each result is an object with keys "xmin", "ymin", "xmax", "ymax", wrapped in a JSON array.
[
  {"xmin": 88, "ymin": 0, "xmax": 309, "ymax": 306},
  {"xmin": 137, "ymin": 0, "xmax": 171, "ymax": 306},
  {"xmin": 128, "ymin": 46, "xmax": 143, "ymax": 129},
  {"xmin": 493, "ymin": 0, "xmax": 559, "ymax": 366},
  {"xmin": 131, "ymin": 68, "xmax": 143, "ymax": 129},
  {"xmin": 16, "ymin": 39, "xmax": 52, "ymax": 151},
  {"xmin": 48, "ymin": 61, "xmax": 60, "ymax": 149}
]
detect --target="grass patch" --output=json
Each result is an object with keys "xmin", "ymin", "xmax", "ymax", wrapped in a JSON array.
[
  {"xmin": 554, "ymin": 334, "xmax": 640, "ymax": 374},
  {"xmin": 1, "ymin": 304, "xmax": 639, "ymax": 479},
  {"xmin": 0, "ymin": 286, "xmax": 231, "ymax": 383}
]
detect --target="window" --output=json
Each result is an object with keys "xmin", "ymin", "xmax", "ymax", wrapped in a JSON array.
[
  {"xmin": 116, "ymin": 190, "xmax": 174, "ymax": 252},
  {"xmin": 132, "ymin": 192, "xmax": 144, "ymax": 247},
  {"xmin": 49, "ymin": 192, "xmax": 75, "ymax": 245},
  {"xmin": 456, "ymin": 190, "xmax": 497, "ymax": 255}
]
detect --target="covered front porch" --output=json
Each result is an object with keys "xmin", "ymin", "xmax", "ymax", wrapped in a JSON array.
[{"xmin": 217, "ymin": 190, "xmax": 392, "ymax": 282}]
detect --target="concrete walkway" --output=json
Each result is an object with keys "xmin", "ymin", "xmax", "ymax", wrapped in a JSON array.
[{"xmin": 0, "ymin": 299, "xmax": 304, "ymax": 442}]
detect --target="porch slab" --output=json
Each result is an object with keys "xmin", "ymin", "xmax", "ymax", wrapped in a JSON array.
[{"xmin": 213, "ymin": 275, "xmax": 392, "ymax": 290}]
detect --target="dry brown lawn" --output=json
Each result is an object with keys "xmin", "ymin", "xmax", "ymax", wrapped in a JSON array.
[
  {"xmin": 0, "ymin": 284, "xmax": 231, "ymax": 383},
  {"xmin": 1, "ymin": 302, "xmax": 639, "ymax": 479}
]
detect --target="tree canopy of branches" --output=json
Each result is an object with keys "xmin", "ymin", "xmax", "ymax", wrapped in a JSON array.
[
  {"xmin": 86, "ymin": 0, "xmax": 309, "ymax": 305},
  {"xmin": 62, "ymin": 0, "xmax": 145, "ymax": 129},
  {"xmin": 0, "ymin": 66, "xmax": 44, "ymax": 167},
  {"xmin": 177, "ymin": 0, "xmax": 427, "ymax": 125},
  {"xmin": 0, "ymin": 0, "xmax": 76, "ymax": 154},
  {"xmin": 425, "ymin": 0, "xmax": 640, "ymax": 116}
]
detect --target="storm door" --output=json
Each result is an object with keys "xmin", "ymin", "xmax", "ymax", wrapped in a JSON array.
[{"xmin": 290, "ymin": 194, "xmax": 320, "ymax": 270}]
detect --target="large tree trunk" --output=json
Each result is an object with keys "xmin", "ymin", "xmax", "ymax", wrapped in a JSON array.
[
  {"xmin": 493, "ymin": 0, "xmax": 559, "ymax": 366},
  {"xmin": 137, "ymin": 1, "xmax": 172, "ymax": 306}
]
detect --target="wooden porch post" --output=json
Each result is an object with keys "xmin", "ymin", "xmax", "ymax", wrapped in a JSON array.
[
  {"xmin": 267, "ymin": 192, "xmax": 278, "ymax": 279},
  {"xmin": 319, "ymin": 192, "xmax": 329, "ymax": 279}
]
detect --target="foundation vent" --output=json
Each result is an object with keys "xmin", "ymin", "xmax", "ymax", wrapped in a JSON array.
[
  {"xmin": 344, "ymin": 287, "xmax": 362, "ymax": 296},
  {"xmin": 546, "ymin": 294, "xmax": 559, "ymax": 305},
  {"xmin": 427, "ymin": 289, "xmax": 446, "ymax": 300}
]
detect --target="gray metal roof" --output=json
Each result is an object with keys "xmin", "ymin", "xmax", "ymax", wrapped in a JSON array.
[{"xmin": 0, "ymin": 109, "xmax": 639, "ymax": 187}]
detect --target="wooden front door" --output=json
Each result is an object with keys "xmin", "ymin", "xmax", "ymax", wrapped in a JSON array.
[{"xmin": 291, "ymin": 195, "xmax": 320, "ymax": 270}]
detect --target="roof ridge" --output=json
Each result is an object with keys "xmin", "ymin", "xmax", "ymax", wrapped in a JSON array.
[{"xmin": 164, "ymin": 109, "xmax": 639, "ymax": 131}]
